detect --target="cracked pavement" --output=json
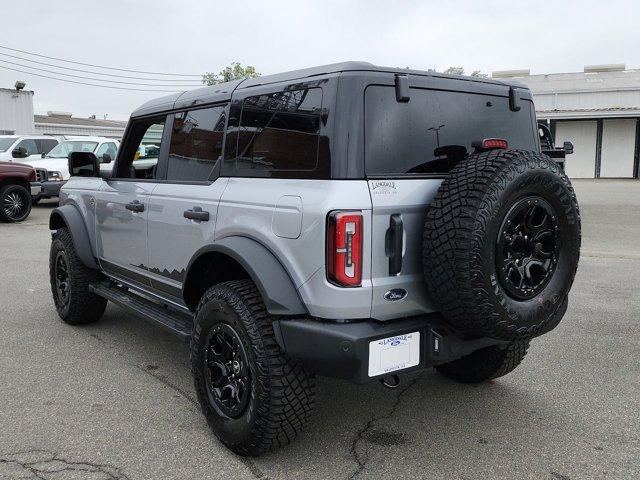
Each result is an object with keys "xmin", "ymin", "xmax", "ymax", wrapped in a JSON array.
[{"xmin": 1, "ymin": 180, "xmax": 639, "ymax": 479}]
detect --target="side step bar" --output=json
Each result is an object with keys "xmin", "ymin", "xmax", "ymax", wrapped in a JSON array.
[{"xmin": 89, "ymin": 281, "xmax": 193, "ymax": 341}]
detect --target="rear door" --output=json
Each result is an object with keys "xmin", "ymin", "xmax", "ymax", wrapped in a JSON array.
[
  {"xmin": 364, "ymin": 83, "xmax": 538, "ymax": 320},
  {"xmin": 146, "ymin": 105, "xmax": 228, "ymax": 303}
]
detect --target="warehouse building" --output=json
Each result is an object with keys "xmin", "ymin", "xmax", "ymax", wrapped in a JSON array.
[
  {"xmin": 34, "ymin": 111, "xmax": 127, "ymax": 138},
  {"xmin": 494, "ymin": 64, "xmax": 640, "ymax": 179},
  {"xmin": 0, "ymin": 85, "xmax": 35, "ymax": 135}
]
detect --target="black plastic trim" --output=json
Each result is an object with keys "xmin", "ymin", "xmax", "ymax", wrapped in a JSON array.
[
  {"xmin": 184, "ymin": 236, "xmax": 307, "ymax": 316},
  {"xmin": 49, "ymin": 205, "xmax": 98, "ymax": 269},
  {"xmin": 272, "ymin": 315, "xmax": 506, "ymax": 383}
]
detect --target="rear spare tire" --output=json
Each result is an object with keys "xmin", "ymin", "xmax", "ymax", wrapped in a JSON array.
[{"xmin": 423, "ymin": 149, "xmax": 580, "ymax": 340}]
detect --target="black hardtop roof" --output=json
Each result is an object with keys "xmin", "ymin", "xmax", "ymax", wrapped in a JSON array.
[{"xmin": 131, "ymin": 61, "xmax": 526, "ymax": 117}]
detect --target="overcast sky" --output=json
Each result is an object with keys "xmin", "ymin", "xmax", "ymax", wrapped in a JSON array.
[{"xmin": 1, "ymin": 0, "xmax": 638, "ymax": 120}]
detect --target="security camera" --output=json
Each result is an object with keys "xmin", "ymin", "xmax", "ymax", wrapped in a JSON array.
[{"xmin": 15, "ymin": 81, "xmax": 26, "ymax": 91}]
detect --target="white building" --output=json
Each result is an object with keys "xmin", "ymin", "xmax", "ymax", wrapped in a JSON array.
[
  {"xmin": 494, "ymin": 64, "xmax": 640, "ymax": 179},
  {"xmin": 34, "ymin": 112, "xmax": 126, "ymax": 139},
  {"xmin": 0, "ymin": 86, "xmax": 35, "ymax": 135}
]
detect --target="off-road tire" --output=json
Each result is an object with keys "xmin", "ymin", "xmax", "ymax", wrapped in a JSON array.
[
  {"xmin": 435, "ymin": 341, "xmax": 530, "ymax": 383},
  {"xmin": 191, "ymin": 280, "xmax": 316, "ymax": 456},
  {"xmin": 49, "ymin": 227, "xmax": 107, "ymax": 324},
  {"xmin": 423, "ymin": 149, "xmax": 581, "ymax": 340},
  {"xmin": 0, "ymin": 183, "xmax": 32, "ymax": 223}
]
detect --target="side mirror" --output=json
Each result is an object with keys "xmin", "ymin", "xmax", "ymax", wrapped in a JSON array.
[
  {"xmin": 11, "ymin": 146, "xmax": 28, "ymax": 158},
  {"xmin": 101, "ymin": 153, "xmax": 112, "ymax": 164},
  {"xmin": 68, "ymin": 152, "xmax": 99, "ymax": 177},
  {"xmin": 563, "ymin": 141, "xmax": 574, "ymax": 155},
  {"xmin": 41, "ymin": 152, "xmax": 46, "ymax": 158}
]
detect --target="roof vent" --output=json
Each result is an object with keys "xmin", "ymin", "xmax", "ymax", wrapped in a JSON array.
[
  {"xmin": 584, "ymin": 64, "xmax": 625, "ymax": 73},
  {"xmin": 491, "ymin": 69, "xmax": 530, "ymax": 78},
  {"xmin": 47, "ymin": 111, "xmax": 72, "ymax": 118}
]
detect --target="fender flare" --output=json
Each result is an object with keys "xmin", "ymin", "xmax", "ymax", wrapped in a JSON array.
[
  {"xmin": 185, "ymin": 236, "xmax": 307, "ymax": 316},
  {"xmin": 49, "ymin": 205, "xmax": 98, "ymax": 270}
]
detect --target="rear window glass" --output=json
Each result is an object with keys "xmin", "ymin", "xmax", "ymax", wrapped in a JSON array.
[
  {"xmin": 364, "ymin": 86, "xmax": 537, "ymax": 176},
  {"xmin": 233, "ymin": 88, "xmax": 322, "ymax": 173}
]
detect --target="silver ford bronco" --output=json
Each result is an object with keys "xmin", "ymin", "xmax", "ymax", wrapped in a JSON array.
[{"xmin": 48, "ymin": 62, "xmax": 581, "ymax": 456}]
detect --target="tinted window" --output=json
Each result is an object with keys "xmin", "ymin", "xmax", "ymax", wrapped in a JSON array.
[
  {"xmin": 364, "ymin": 86, "xmax": 537, "ymax": 176},
  {"xmin": 36, "ymin": 139, "xmax": 58, "ymax": 154},
  {"xmin": 166, "ymin": 106, "xmax": 225, "ymax": 182},
  {"xmin": 230, "ymin": 88, "xmax": 322, "ymax": 174}
]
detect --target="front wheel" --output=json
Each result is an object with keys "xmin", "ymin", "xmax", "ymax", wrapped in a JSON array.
[
  {"xmin": 49, "ymin": 228, "xmax": 107, "ymax": 325},
  {"xmin": 191, "ymin": 280, "xmax": 316, "ymax": 456},
  {"xmin": 0, "ymin": 184, "xmax": 32, "ymax": 222}
]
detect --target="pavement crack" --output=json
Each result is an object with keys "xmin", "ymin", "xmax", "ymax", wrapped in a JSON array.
[
  {"xmin": 0, "ymin": 449, "xmax": 129, "ymax": 479},
  {"xmin": 136, "ymin": 364, "xmax": 199, "ymax": 408},
  {"xmin": 348, "ymin": 373, "xmax": 423, "ymax": 479}
]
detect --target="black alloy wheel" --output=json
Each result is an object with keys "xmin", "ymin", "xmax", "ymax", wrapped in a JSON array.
[
  {"xmin": 1, "ymin": 185, "xmax": 31, "ymax": 222},
  {"xmin": 496, "ymin": 196, "xmax": 560, "ymax": 300},
  {"xmin": 205, "ymin": 323, "xmax": 251, "ymax": 419},
  {"xmin": 54, "ymin": 251, "xmax": 71, "ymax": 308}
]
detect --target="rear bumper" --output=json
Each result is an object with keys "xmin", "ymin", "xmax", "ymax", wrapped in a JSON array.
[{"xmin": 272, "ymin": 315, "xmax": 506, "ymax": 383}]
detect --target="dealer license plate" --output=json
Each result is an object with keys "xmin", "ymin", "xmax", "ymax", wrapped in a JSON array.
[{"xmin": 368, "ymin": 331, "xmax": 420, "ymax": 377}]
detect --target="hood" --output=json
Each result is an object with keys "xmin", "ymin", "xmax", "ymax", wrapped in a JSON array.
[{"xmin": 23, "ymin": 157, "xmax": 70, "ymax": 179}]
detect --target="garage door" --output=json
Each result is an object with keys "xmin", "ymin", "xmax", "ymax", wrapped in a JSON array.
[
  {"xmin": 600, "ymin": 119, "xmax": 637, "ymax": 178},
  {"xmin": 555, "ymin": 121, "xmax": 597, "ymax": 178}
]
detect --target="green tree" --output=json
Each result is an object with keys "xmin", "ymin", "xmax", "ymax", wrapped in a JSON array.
[
  {"xmin": 443, "ymin": 66, "xmax": 465, "ymax": 76},
  {"xmin": 202, "ymin": 62, "xmax": 260, "ymax": 85},
  {"xmin": 441, "ymin": 67, "xmax": 488, "ymax": 78}
]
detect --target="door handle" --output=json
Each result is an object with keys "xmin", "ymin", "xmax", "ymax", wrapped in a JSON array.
[
  {"xmin": 386, "ymin": 214, "xmax": 403, "ymax": 276},
  {"xmin": 125, "ymin": 200, "xmax": 145, "ymax": 213},
  {"xmin": 184, "ymin": 207, "xmax": 209, "ymax": 222}
]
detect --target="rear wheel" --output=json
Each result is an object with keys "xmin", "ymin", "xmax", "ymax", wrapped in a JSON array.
[
  {"xmin": 191, "ymin": 280, "xmax": 315, "ymax": 456},
  {"xmin": 423, "ymin": 150, "xmax": 581, "ymax": 340},
  {"xmin": 435, "ymin": 341, "xmax": 530, "ymax": 383},
  {"xmin": 49, "ymin": 228, "xmax": 107, "ymax": 325},
  {"xmin": 0, "ymin": 184, "xmax": 32, "ymax": 223}
]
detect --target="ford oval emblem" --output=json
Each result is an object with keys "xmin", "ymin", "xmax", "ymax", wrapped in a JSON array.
[{"xmin": 384, "ymin": 289, "xmax": 407, "ymax": 301}]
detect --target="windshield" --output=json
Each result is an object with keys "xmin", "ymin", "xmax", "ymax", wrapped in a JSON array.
[
  {"xmin": 0, "ymin": 137, "xmax": 18, "ymax": 152},
  {"xmin": 364, "ymin": 86, "xmax": 537, "ymax": 176},
  {"xmin": 46, "ymin": 141, "xmax": 98, "ymax": 158}
]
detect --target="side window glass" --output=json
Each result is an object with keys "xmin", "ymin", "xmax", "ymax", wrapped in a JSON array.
[
  {"xmin": 116, "ymin": 118, "xmax": 165, "ymax": 179},
  {"xmin": 235, "ymin": 88, "xmax": 322, "ymax": 173},
  {"xmin": 35, "ymin": 139, "xmax": 58, "ymax": 154},
  {"xmin": 166, "ymin": 106, "xmax": 225, "ymax": 182},
  {"xmin": 95, "ymin": 143, "xmax": 109, "ymax": 157},
  {"xmin": 16, "ymin": 139, "xmax": 38, "ymax": 155}
]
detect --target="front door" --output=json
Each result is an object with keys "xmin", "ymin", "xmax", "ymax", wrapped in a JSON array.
[
  {"xmin": 146, "ymin": 104, "xmax": 228, "ymax": 304},
  {"xmin": 95, "ymin": 116, "xmax": 167, "ymax": 289},
  {"xmin": 95, "ymin": 180, "xmax": 153, "ymax": 286}
]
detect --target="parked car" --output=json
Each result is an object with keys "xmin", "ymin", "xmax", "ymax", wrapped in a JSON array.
[
  {"xmin": 0, "ymin": 135, "xmax": 59, "ymax": 163},
  {"xmin": 48, "ymin": 62, "xmax": 581, "ymax": 456},
  {"xmin": 0, "ymin": 161, "xmax": 40, "ymax": 222},
  {"xmin": 25, "ymin": 137, "xmax": 119, "ymax": 203}
]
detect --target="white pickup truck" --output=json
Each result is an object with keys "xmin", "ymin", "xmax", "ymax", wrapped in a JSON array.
[{"xmin": 25, "ymin": 136, "xmax": 119, "ymax": 202}]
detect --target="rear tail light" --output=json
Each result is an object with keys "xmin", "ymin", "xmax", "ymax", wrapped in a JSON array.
[
  {"xmin": 28, "ymin": 168, "xmax": 37, "ymax": 182},
  {"xmin": 327, "ymin": 211, "xmax": 363, "ymax": 287},
  {"xmin": 473, "ymin": 138, "xmax": 509, "ymax": 150}
]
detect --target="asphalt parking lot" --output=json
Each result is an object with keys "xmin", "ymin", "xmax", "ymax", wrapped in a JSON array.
[{"xmin": 1, "ymin": 179, "xmax": 638, "ymax": 480}]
